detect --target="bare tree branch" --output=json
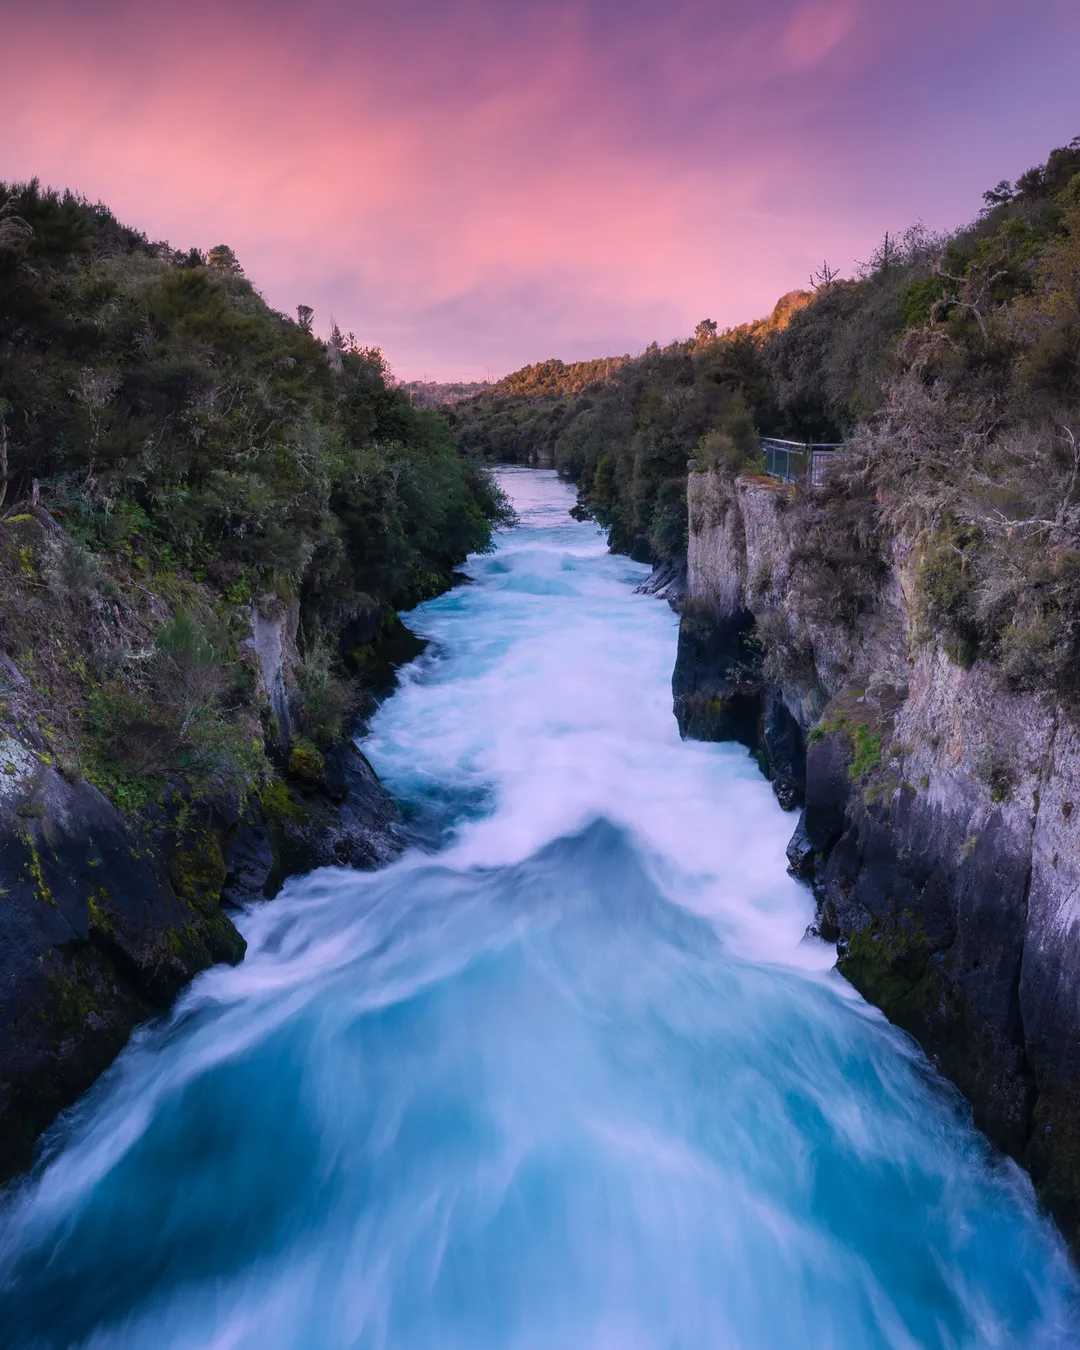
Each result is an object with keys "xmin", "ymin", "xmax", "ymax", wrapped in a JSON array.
[
  {"xmin": 929, "ymin": 257, "xmax": 1009, "ymax": 339},
  {"xmin": 810, "ymin": 261, "xmax": 839, "ymax": 293}
]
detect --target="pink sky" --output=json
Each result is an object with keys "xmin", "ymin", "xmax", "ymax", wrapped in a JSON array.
[{"xmin": 2, "ymin": 0, "xmax": 1078, "ymax": 380}]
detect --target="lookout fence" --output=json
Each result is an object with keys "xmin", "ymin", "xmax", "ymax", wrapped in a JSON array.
[{"xmin": 761, "ymin": 438, "xmax": 846, "ymax": 487}]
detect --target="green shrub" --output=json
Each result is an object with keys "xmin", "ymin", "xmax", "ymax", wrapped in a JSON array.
[
  {"xmin": 82, "ymin": 682, "xmax": 173, "ymax": 808},
  {"xmin": 696, "ymin": 430, "xmax": 763, "ymax": 478},
  {"xmin": 901, "ymin": 277, "xmax": 942, "ymax": 328},
  {"xmin": 293, "ymin": 639, "xmax": 357, "ymax": 750},
  {"xmin": 288, "ymin": 736, "xmax": 325, "ymax": 786},
  {"xmin": 0, "ymin": 177, "xmax": 506, "ymax": 624},
  {"xmin": 848, "ymin": 723, "xmax": 883, "ymax": 780},
  {"xmin": 913, "ymin": 527, "xmax": 982, "ymax": 667},
  {"xmin": 648, "ymin": 479, "xmax": 688, "ymax": 557}
]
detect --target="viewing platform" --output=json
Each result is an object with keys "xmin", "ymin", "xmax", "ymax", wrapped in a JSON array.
[{"xmin": 761, "ymin": 438, "xmax": 846, "ymax": 486}]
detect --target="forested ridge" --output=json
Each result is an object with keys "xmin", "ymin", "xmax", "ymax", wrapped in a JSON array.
[
  {"xmin": 0, "ymin": 180, "xmax": 511, "ymax": 809},
  {"xmin": 451, "ymin": 136, "xmax": 1080, "ymax": 697}
]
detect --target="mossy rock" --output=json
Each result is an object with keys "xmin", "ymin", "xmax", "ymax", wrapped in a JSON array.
[
  {"xmin": 259, "ymin": 773, "xmax": 304, "ymax": 828},
  {"xmin": 839, "ymin": 910, "xmax": 938, "ymax": 1032},
  {"xmin": 288, "ymin": 737, "xmax": 326, "ymax": 788},
  {"xmin": 169, "ymin": 828, "xmax": 227, "ymax": 910},
  {"xmin": 347, "ymin": 643, "xmax": 377, "ymax": 670},
  {"xmin": 164, "ymin": 911, "xmax": 244, "ymax": 969},
  {"xmin": 44, "ymin": 961, "xmax": 123, "ymax": 1042}
]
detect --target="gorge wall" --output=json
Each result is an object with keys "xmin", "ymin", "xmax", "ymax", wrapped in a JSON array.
[
  {"xmin": 0, "ymin": 511, "xmax": 405, "ymax": 1178},
  {"xmin": 0, "ymin": 177, "xmax": 513, "ymax": 1178},
  {"xmin": 674, "ymin": 465, "xmax": 1080, "ymax": 1241}
]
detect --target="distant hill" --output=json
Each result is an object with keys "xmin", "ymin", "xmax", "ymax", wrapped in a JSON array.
[
  {"xmin": 447, "ymin": 290, "xmax": 813, "ymax": 557},
  {"xmin": 402, "ymin": 380, "xmax": 492, "ymax": 408}
]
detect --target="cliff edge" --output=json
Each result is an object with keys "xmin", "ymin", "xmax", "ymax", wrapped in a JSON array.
[{"xmin": 675, "ymin": 465, "xmax": 1080, "ymax": 1241}]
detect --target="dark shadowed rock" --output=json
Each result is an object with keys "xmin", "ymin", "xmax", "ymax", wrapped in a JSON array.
[
  {"xmin": 273, "ymin": 741, "xmax": 403, "ymax": 880},
  {"xmin": 671, "ymin": 606, "xmax": 807, "ymax": 806},
  {"xmin": 628, "ymin": 532, "xmax": 656, "ymax": 565},
  {"xmin": 0, "ymin": 721, "xmax": 244, "ymax": 1175},
  {"xmin": 762, "ymin": 690, "xmax": 805, "ymax": 810},
  {"xmin": 803, "ymin": 729, "xmax": 852, "ymax": 857},
  {"xmin": 785, "ymin": 812, "xmax": 815, "ymax": 880},
  {"xmin": 341, "ymin": 601, "xmax": 428, "ymax": 721},
  {"xmin": 0, "ymin": 713, "xmax": 402, "ymax": 1179},
  {"xmin": 672, "ymin": 607, "xmax": 761, "ymax": 746}
]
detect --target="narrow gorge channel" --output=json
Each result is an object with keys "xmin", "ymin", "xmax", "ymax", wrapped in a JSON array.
[{"xmin": 0, "ymin": 468, "xmax": 1077, "ymax": 1348}]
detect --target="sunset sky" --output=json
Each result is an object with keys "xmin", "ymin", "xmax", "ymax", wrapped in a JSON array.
[{"xmin": 2, "ymin": 0, "xmax": 1078, "ymax": 380}]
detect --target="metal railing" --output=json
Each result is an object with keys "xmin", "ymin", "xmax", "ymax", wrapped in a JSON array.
[
  {"xmin": 761, "ymin": 438, "xmax": 846, "ymax": 486},
  {"xmin": 761, "ymin": 439, "xmax": 807, "ymax": 483}
]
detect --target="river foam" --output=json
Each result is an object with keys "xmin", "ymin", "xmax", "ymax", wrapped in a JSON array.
[{"xmin": 0, "ymin": 467, "xmax": 1076, "ymax": 1348}]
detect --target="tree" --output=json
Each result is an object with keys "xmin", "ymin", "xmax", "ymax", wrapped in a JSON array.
[
  {"xmin": 327, "ymin": 322, "xmax": 346, "ymax": 373},
  {"xmin": 983, "ymin": 179, "xmax": 1015, "ymax": 208},
  {"xmin": 297, "ymin": 304, "xmax": 314, "ymax": 333},
  {"xmin": 206, "ymin": 244, "xmax": 244, "ymax": 275},
  {"xmin": 811, "ymin": 260, "xmax": 840, "ymax": 292},
  {"xmin": 1015, "ymin": 166, "xmax": 1048, "ymax": 198},
  {"xmin": 878, "ymin": 231, "xmax": 893, "ymax": 273},
  {"xmin": 0, "ymin": 202, "xmax": 33, "ymax": 252},
  {"xmin": 0, "ymin": 398, "xmax": 8, "ymax": 510}
]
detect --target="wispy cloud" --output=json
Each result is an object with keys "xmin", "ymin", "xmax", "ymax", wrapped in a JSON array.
[{"xmin": 2, "ymin": 0, "xmax": 1078, "ymax": 378}]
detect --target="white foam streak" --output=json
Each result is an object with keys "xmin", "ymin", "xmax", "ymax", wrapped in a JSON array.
[{"xmin": 367, "ymin": 470, "xmax": 828, "ymax": 971}]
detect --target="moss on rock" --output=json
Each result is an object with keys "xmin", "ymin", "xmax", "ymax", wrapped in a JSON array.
[
  {"xmin": 839, "ymin": 910, "xmax": 938, "ymax": 1033},
  {"xmin": 288, "ymin": 736, "xmax": 326, "ymax": 788},
  {"xmin": 169, "ymin": 829, "xmax": 226, "ymax": 907}
]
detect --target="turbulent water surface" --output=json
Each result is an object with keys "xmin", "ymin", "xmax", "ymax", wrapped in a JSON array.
[{"xmin": 1, "ymin": 468, "xmax": 1078, "ymax": 1349}]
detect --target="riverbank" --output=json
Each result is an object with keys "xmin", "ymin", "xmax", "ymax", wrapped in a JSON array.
[{"xmin": 0, "ymin": 179, "xmax": 514, "ymax": 1174}]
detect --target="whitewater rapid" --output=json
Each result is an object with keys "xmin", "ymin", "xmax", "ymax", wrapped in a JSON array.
[{"xmin": 0, "ymin": 467, "xmax": 1077, "ymax": 1348}]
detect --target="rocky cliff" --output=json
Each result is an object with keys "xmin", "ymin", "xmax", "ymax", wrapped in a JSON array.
[
  {"xmin": 674, "ymin": 464, "xmax": 1080, "ymax": 1241},
  {"xmin": 0, "ymin": 512, "xmax": 403, "ymax": 1178}
]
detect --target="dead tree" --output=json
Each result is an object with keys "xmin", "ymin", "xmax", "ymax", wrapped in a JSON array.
[
  {"xmin": 930, "ymin": 253, "xmax": 1007, "ymax": 339},
  {"xmin": 811, "ymin": 261, "xmax": 839, "ymax": 293}
]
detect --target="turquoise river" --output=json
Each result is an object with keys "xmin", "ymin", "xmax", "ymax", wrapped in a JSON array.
[{"xmin": 0, "ymin": 468, "xmax": 1078, "ymax": 1348}]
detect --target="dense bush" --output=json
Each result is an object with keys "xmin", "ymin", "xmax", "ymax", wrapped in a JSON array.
[
  {"xmin": 451, "ymin": 310, "xmax": 791, "ymax": 560},
  {"xmin": 0, "ymin": 180, "xmax": 510, "ymax": 615},
  {"xmin": 825, "ymin": 140, "xmax": 1080, "ymax": 700},
  {"xmin": 0, "ymin": 179, "xmax": 513, "ymax": 805}
]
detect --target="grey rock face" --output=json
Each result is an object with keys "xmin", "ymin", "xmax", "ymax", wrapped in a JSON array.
[
  {"xmin": 634, "ymin": 558, "xmax": 687, "ymax": 605},
  {"xmin": 677, "ymin": 463, "xmax": 1080, "ymax": 1242},
  {"xmin": 248, "ymin": 595, "xmax": 301, "ymax": 749}
]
